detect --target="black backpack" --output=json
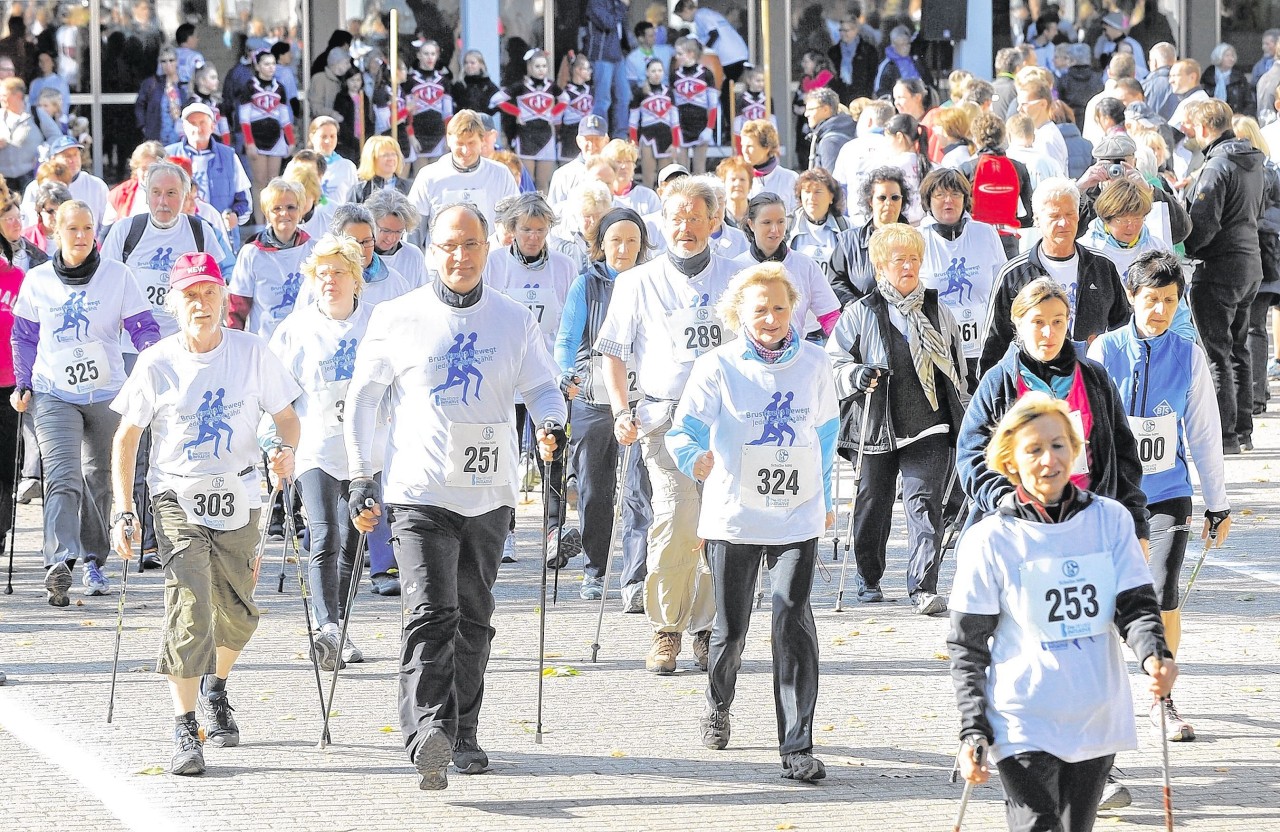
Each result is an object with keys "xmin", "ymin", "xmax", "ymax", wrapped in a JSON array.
[{"xmin": 120, "ymin": 213, "xmax": 205, "ymax": 263}]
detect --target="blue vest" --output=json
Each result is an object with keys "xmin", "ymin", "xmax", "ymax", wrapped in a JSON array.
[
  {"xmin": 1093, "ymin": 320, "xmax": 1193, "ymax": 504},
  {"xmin": 164, "ymin": 139, "xmax": 242, "ymax": 214}
]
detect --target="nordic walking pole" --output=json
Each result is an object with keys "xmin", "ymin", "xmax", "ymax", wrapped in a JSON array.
[
  {"xmin": 279, "ymin": 478, "xmax": 328, "ymax": 745},
  {"xmin": 276, "ymin": 478, "xmax": 291, "ymax": 594},
  {"xmin": 106, "ymin": 515, "xmax": 135, "ymax": 723},
  {"xmin": 755, "ymin": 555, "xmax": 766, "ymax": 609},
  {"xmin": 551, "ymin": 401, "xmax": 573, "ymax": 605},
  {"xmin": 5, "ymin": 417, "xmax": 22, "ymax": 594},
  {"xmin": 535, "ymin": 420, "xmax": 555, "ymax": 743},
  {"xmin": 318, "ymin": 495, "xmax": 375, "ymax": 749},
  {"xmin": 251, "ymin": 480, "xmax": 283, "ymax": 596},
  {"xmin": 1179, "ymin": 519, "xmax": 1221, "ymax": 613},
  {"xmin": 590, "ymin": 436, "xmax": 634, "ymax": 663},
  {"xmin": 835, "ymin": 373, "xmax": 882, "ymax": 612},
  {"xmin": 1155, "ymin": 659, "xmax": 1175, "ymax": 832},
  {"xmin": 951, "ymin": 740, "xmax": 986, "ymax": 831}
]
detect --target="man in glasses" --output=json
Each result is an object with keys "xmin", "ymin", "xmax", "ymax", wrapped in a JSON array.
[
  {"xmin": 1015, "ymin": 66, "xmax": 1069, "ymax": 173},
  {"xmin": 346, "ymin": 203, "xmax": 566, "ymax": 789}
]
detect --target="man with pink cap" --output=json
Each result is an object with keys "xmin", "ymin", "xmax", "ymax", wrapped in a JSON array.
[{"xmin": 109, "ymin": 252, "xmax": 301, "ymax": 776}]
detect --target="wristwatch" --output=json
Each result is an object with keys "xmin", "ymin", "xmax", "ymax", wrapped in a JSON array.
[{"xmin": 111, "ymin": 511, "xmax": 136, "ymax": 525}]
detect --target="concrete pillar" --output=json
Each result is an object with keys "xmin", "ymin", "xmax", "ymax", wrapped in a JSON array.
[
  {"xmin": 461, "ymin": 0, "xmax": 502, "ymax": 90},
  {"xmin": 763, "ymin": 0, "xmax": 793, "ymax": 167},
  {"xmin": 954, "ymin": 0, "xmax": 995, "ymax": 80}
]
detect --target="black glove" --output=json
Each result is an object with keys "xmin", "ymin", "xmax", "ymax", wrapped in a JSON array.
[
  {"xmin": 1205, "ymin": 509, "xmax": 1230, "ymax": 539},
  {"xmin": 348, "ymin": 477, "xmax": 381, "ymax": 522},
  {"xmin": 541, "ymin": 420, "xmax": 568, "ymax": 462},
  {"xmin": 557, "ymin": 370, "xmax": 580, "ymax": 396},
  {"xmin": 851, "ymin": 366, "xmax": 882, "ymax": 394}
]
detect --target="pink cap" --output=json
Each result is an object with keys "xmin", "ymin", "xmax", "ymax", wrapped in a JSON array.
[{"xmin": 169, "ymin": 252, "xmax": 225, "ymax": 291}]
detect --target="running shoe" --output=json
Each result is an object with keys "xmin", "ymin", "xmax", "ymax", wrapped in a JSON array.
[
  {"xmin": 311, "ymin": 629, "xmax": 342, "ymax": 672},
  {"xmin": 1150, "ymin": 696, "xmax": 1195, "ymax": 741},
  {"xmin": 579, "ymin": 575, "xmax": 604, "ymax": 601},
  {"xmin": 546, "ymin": 527, "xmax": 582, "ymax": 568},
  {"xmin": 1098, "ymin": 773, "xmax": 1132, "ymax": 810},
  {"xmin": 339, "ymin": 626, "xmax": 364, "ymax": 664},
  {"xmin": 501, "ymin": 533, "xmax": 517, "ymax": 564},
  {"xmin": 16, "ymin": 478, "xmax": 40, "ymax": 504},
  {"xmin": 913, "ymin": 593, "xmax": 948, "ymax": 616},
  {"xmin": 781, "ymin": 751, "xmax": 827, "ymax": 782},
  {"xmin": 171, "ymin": 716, "xmax": 205, "ymax": 776},
  {"xmin": 199, "ymin": 683, "xmax": 240, "ymax": 748},
  {"xmin": 414, "ymin": 727, "xmax": 453, "ymax": 790},
  {"xmin": 369, "ymin": 572, "xmax": 401, "ymax": 596},
  {"xmin": 81, "ymin": 560, "xmax": 108, "ymax": 597},
  {"xmin": 45, "ymin": 561, "xmax": 72, "ymax": 607},
  {"xmin": 621, "ymin": 580, "xmax": 645, "ymax": 614},
  {"xmin": 700, "ymin": 708, "xmax": 731, "ymax": 750},
  {"xmin": 452, "ymin": 735, "xmax": 490, "ymax": 774}
]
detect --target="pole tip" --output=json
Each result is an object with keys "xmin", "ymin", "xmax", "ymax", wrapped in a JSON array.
[{"xmin": 535, "ymin": 732, "xmax": 543, "ymax": 745}]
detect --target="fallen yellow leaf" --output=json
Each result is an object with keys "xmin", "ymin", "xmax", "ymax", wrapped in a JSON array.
[
  {"xmin": 609, "ymin": 749, "xmax": 626, "ymax": 757},
  {"xmin": 136, "ymin": 765, "xmax": 165, "ymax": 775},
  {"xmin": 380, "ymin": 725, "xmax": 395, "ymax": 733}
]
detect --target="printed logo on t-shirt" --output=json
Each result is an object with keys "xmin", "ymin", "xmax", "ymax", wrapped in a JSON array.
[
  {"xmin": 747, "ymin": 391, "xmax": 808, "ymax": 446},
  {"xmin": 429, "ymin": 332, "xmax": 497, "ymax": 406},
  {"xmin": 143, "ymin": 246, "xmax": 176, "ymax": 274},
  {"xmin": 939, "ymin": 258, "xmax": 976, "ymax": 304},
  {"xmin": 51, "ymin": 291, "xmax": 100, "ymax": 344},
  {"xmin": 270, "ymin": 271, "xmax": 304, "ymax": 318},
  {"xmin": 181, "ymin": 388, "xmax": 241, "ymax": 460},
  {"xmin": 321, "ymin": 339, "xmax": 357, "ymax": 383}
]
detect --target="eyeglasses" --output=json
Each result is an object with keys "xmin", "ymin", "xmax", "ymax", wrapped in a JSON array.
[
  {"xmin": 315, "ymin": 267, "xmax": 351, "ymax": 279},
  {"xmin": 376, "ymin": 225, "xmax": 405, "ymax": 238},
  {"xmin": 873, "ymin": 194, "xmax": 903, "ymax": 202},
  {"xmin": 354, "ymin": 238, "xmax": 376, "ymax": 248},
  {"xmin": 433, "ymin": 240, "xmax": 487, "ymax": 255}
]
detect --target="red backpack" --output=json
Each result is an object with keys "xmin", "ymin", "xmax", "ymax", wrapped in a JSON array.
[{"xmin": 971, "ymin": 153, "xmax": 1021, "ymax": 232}]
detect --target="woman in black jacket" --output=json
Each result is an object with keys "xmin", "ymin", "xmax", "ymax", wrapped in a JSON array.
[
  {"xmin": 452, "ymin": 50, "xmax": 499, "ymax": 115},
  {"xmin": 825, "ymin": 166, "xmax": 908, "ymax": 307},
  {"xmin": 1202, "ymin": 43, "xmax": 1256, "ymax": 118}
]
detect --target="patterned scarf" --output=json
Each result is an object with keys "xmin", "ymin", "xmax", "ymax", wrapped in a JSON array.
[{"xmin": 876, "ymin": 278, "xmax": 962, "ymax": 410}]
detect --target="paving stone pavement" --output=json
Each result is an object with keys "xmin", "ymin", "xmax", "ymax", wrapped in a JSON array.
[{"xmin": 1, "ymin": 411, "xmax": 1278, "ymax": 832}]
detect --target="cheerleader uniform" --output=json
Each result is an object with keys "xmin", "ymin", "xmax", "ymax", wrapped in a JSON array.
[
  {"xmin": 375, "ymin": 82, "xmax": 416, "ymax": 162},
  {"xmin": 404, "ymin": 67, "xmax": 453, "ymax": 159},
  {"xmin": 493, "ymin": 77, "xmax": 565, "ymax": 162},
  {"xmin": 732, "ymin": 89, "xmax": 774, "ymax": 154},
  {"xmin": 629, "ymin": 83, "xmax": 681, "ymax": 158},
  {"xmin": 671, "ymin": 65, "xmax": 719, "ymax": 147},
  {"xmin": 558, "ymin": 82, "xmax": 595, "ymax": 161},
  {"xmin": 239, "ymin": 76, "xmax": 295, "ymax": 157}
]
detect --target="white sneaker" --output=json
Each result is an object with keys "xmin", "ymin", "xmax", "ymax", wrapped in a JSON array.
[
  {"xmin": 1150, "ymin": 696, "xmax": 1195, "ymax": 741},
  {"xmin": 338, "ymin": 623, "xmax": 364, "ymax": 664},
  {"xmin": 501, "ymin": 533, "xmax": 517, "ymax": 563},
  {"xmin": 16, "ymin": 478, "xmax": 40, "ymax": 503},
  {"xmin": 621, "ymin": 581, "xmax": 644, "ymax": 614}
]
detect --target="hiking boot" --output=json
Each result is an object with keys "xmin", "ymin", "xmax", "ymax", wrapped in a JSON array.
[
  {"xmin": 621, "ymin": 581, "xmax": 644, "ymax": 614},
  {"xmin": 369, "ymin": 571, "xmax": 401, "ymax": 596},
  {"xmin": 81, "ymin": 561, "xmax": 108, "ymax": 596},
  {"xmin": 579, "ymin": 575, "xmax": 604, "ymax": 601},
  {"xmin": 1150, "ymin": 696, "xmax": 1195, "ymax": 741},
  {"xmin": 700, "ymin": 708, "xmax": 731, "ymax": 750},
  {"xmin": 501, "ymin": 533, "xmax": 517, "ymax": 564},
  {"xmin": 692, "ymin": 630, "xmax": 711, "ymax": 672},
  {"xmin": 311, "ymin": 630, "xmax": 343, "ymax": 672},
  {"xmin": 546, "ymin": 527, "xmax": 582, "ymax": 569},
  {"xmin": 645, "ymin": 631, "xmax": 681, "ymax": 674},
  {"xmin": 16, "ymin": 477, "xmax": 40, "ymax": 503},
  {"xmin": 781, "ymin": 751, "xmax": 827, "ymax": 782},
  {"xmin": 414, "ymin": 727, "xmax": 453, "ymax": 790},
  {"xmin": 452, "ymin": 736, "xmax": 490, "ymax": 774},
  {"xmin": 45, "ymin": 561, "xmax": 72, "ymax": 607},
  {"xmin": 199, "ymin": 684, "xmax": 240, "ymax": 748},
  {"xmin": 171, "ymin": 717, "xmax": 206, "ymax": 776},
  {"xmin": 1098, "ymin": 773, "xmax": 1131, "ymax": 810},
  {"xmin": 913, "ymin": 593, "xmax": 948, "ymax": 616}
]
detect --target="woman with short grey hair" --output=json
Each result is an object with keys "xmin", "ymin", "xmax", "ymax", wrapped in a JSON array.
[{"xmin": 364, "ymin": 188, "xmax": 430, "ymax": 290}]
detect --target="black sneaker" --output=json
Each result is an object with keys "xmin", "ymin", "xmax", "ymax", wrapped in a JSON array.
[
  {"xmin": 141, "ymin": 550, "xmax": 162, "ymax": 570},
  {"xmin": 781, "ymin": 751, "xmax": 827, "ymax": 782},
  {"xmin": 545, "ymin": 527, "xmax": 583, "ymax": 569},
  {"xmin": 700, "ymin": 708, "xmax": 731, "ymax": 750},
  {"xmin": 452, "ymin": 735, "xmax": 490, "ymax": 774},
  {"xmin": 171, "ymin": 717, "xmax": 206, "ymax": 776},
  {"xmin": 44, "ymin": 561, "xmax": 72, "ymax": 607},
  {"xmin": 414, "ymin": 727, "xmax": 453, "ymax": 790},
  {"xmin": 199, "ymin": 685, "xmax": 240, "ymax": 748}
]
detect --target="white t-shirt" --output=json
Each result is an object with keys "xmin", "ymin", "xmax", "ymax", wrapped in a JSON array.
[
  {"xmin": 831, "ymin": 132, "xmax": 890, "ymax": 206},
  {"xmin": 269, "ymin": 301, "xmax": 385, "ymax": 480},
  {"xmin": 407, "ymin": 156, "xmax": 518, "ymax": 232},
  {"xmin": 382, "ymin": 242, "xmax": 432, "ymax": 290},
  {"xmin": 300, "ymin": 200, "xmax": 337, "ymax": 241},
  {"xmin": 919, "ymin": 219, "xmax": 1007, "ymax": 359},
  {"xmin": 1040, "ymin": 249, "xmax": 1082, "ymax": 330},
  {"xmin": 731, "ymin": 249, "xmax": 840, "ymax": 334},
  {"xmin": 1008, "ymin": 144, "xmax": 1065, "ymax": 190},
  {"xmin": 488, "ymin": 247, "xmax": 578, "ymax": 353},
  {"xmin": 546, "ymin": 155, "xmax": 587, "ymax": 208},
  {"xmin": 693, "ymin": 8, "xmax": 750, "ymax": 66},
  {"xmin": 749, "ymin": 165, "xmax": 800, "ymax": 214},
  {"xmin": 111, "ymin": 329, "xmax": 301, "ymax": 506},
  {"xmin": 672, "ymin": 338, "xmax": 837, "ymax": 544},
  {"xmin": 227, "ymin": 235, "xmax": 318, "ymax": 340},
  {"xmin": 710, "ymin": 224, "xmax": 750, "ymax": 260},
  {"xmin": 321, "ymin": 156, "xmax": 359, "ymax": 204},
  {"xmin": 616, "ymin": 184, "xmax": 662, "ymax": 217},
  {"xmin": 948, "ymin": 497, "xmax": 1154, "ymax": 764},
  {"xmin": 594, "ymin": 252, "xmax": 740, "ymax": 430},
  {"xmin": 295, "ymin": 259, "xmax": 412, "ymax": 310},
  {"xmin": 1033, "ymin": 121, "xmax": 1070, "ymax": 173},
  {"xmin": 100, "ymin": 215, "xmax": 233, "ymax": 341},
  {"xmin": 347, "ymin": 285, "xmax": 561, "ymax": 514},
  {"xmin": 12, "ymin": 258, "xmax": 150, "ymax": 403}
]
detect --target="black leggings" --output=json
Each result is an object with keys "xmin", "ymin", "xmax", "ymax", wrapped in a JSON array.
[
  {"xmin": 1, "ymin": 385, "xmax": 18, "ymax": 543},
  {"xmin": 1147, "ymin": 495, "xmax": 1193, "ymax": 611},
  {"xmin": 997, "ymin": 751, "xmax": 1114, "ymax": 832}
]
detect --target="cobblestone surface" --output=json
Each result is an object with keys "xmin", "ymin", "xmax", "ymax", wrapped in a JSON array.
[{"xmin": 1, "ymin": 411, "xmax": 1278, "ymax": 832}]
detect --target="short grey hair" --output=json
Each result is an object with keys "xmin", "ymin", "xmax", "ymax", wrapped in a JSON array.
[
  {"xmin": 1032, "ymin": 177, "xmax": 1081, "ymax": 218},
  {"xmin": 327, "ymin": 47, "xmax": 350, "ymax": 68},
  {"xmin": 1209, "ymin": 42, "xmax": 1237, "ymax": 67},
  {"xmin": 1068, "ymin": 43, "xmax": 1092, "ymax": 67},
  {"xmin": 330, "ymin": 203, "xmax": 375, "ymax": 235},
  {"xmin": 803, "ymin": 86, "xmax": 840, "ymax": 112},
  {"xmin": 143, "ymin": 160, "xmax": 191, "ymax": 195},
  {"xmin": 661, "ymin": 175, "xmax": 718, "ymax": 219},
  {"xmin": 692, "ymin": 174, "xmax": 726, "ymax": 217},
  {"xmin": 494, "ymin": 192, "xmax": 558, "ymax": 231},
  {"xmin": 363, "ymin": 188, "xmax": 420, "ymax": 232}
]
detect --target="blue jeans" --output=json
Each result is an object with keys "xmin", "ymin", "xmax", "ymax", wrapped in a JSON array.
[{"xmin": 591, "ymin": 59, "xmax": 632, "ymax": 139}]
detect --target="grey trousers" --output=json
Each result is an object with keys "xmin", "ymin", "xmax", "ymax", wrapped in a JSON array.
[{"xmin": 32, "ymin": 394, "xmax": 117, "ymax": 568}]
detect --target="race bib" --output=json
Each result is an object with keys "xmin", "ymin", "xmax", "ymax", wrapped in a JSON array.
[
  {"xmin": 314, "ymin": 380, "xmax": 351, "ymax": 439},
  {"xmin": 1020, "ymin": 553, "xmax": 1117, "ymax": 644},
  {"xmin": 1068, "ymin": 410, "xmax": 1089, "ymax": 476},
  {"xmin": 948, "ymin": 303, "xmax": 984, "ymax": 359},
  {"xmin": 591, "ymin": 354, "xmax": 641, "ymax": 405},
  {"xmin": 517, "ymin": 285, "xmax": 557, "ymax": 334},
  {"xmin": 1127, "ymin": 414, "xmax": 1177, "ymax": 475},
  {"xmin": 175, "ymin": 473, "xmax": 250, "ymax": 531},
  {"xmin": 49, "ymin": 341, "xmax": 112, "ymax": 394},
  {"xmin": 666, "ymin": 306, "xmax": 724, "ymax": 363},
  {"xmin": 444, "ymin": 422, "xmax": 511, "ymax": 487},
  {"xmin": 739, "ymin": 444, "xmax": 819, "ymax": 511}
]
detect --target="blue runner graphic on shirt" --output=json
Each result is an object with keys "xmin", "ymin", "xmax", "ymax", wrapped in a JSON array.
[
  {"xmin": 269, "ymin": 271, "xmax": 304, "ymax": 318},
  {"xmin": 748, "ymin": 391, "xmax": 798, "ymax": 446},
  {"xmin": 143, "ymin": 246, "xmax": 176, "ymax": 273},
  {"xmin": 939, "ymin": 257, "xmax": 975, "ymax": 305},
  {"xmin": 182, "ymin": 388, "xmax": 236, "ymax": 459},
  {"xmin": 53, "ymin": 291, "xmax": 92, "ymax": 341},
  {"xmin": 334, "ymin": 339, "xmax": 356, "ymax": 380},
  {"xmin": 430, "ymin": 332, "xmax": 486, "ymax": 404}
]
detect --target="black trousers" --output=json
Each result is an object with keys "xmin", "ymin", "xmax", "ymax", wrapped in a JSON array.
[
  {"xmin": 513, "ymin": 403, "xmax": 567, "ymax": 534},
  {"xmin": 997, "ymin": 751, "xmax": 1114, "ymax": 832},
  {"xmin": 389, "ymin": 503, "xmax": 511, "ymax": 760},
  {"xmin": 1188, "ymin": 275, "xmax": 1260, "ymax": 442},
  {"xmin": 569, "ymin": 401, "xmax": 653, "ymax": 582},
  {"xmin": 705, "ymin": 538, "xmax": 819, "ymax": 755},
  {"xmin": 0, "ymin": 385, "xmax": 17, "ymax": 544},
  {"xmin": 1147, "ymin": 495, "xmax": 1192, "ymax": 611},
  {"xmin": 842, "ymin": 432, "xmax": 950, "ymax": 598},
  {"xmin": 1247, "ymin": 289, "xmax": 1277, "ymax": 410}
]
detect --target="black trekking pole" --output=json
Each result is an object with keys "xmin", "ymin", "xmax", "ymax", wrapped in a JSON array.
[
  {"xmin": 251, "ymin": 480, "xmax": 283, "ymax": 599},
  {"xmin": 107, "ymin": 514, "xmax": 135, "ymax": 723},
  {"xmin": 835, "ymin": 372, "xmax": 883, "ymax": 612},
  {"xmin": 535, "ymin": 421, "xmax": 555, "ymax": 744},
  {"xmin": 318, "ymin": 497, "xmax": 375, "ymax": 749},
  {"xmin": 277, "ymin": 479, "xmax": 329, "ymax": 745},
  {"xmin": 275, "ymin": 476, "xmax": 290, "ymax": 593},
  {"xmin": 136, "ymin": 461, "xmax": 149, "ymax": 575},
  {"xmin": 551, "ymin": 402, "xmax": 573, "ymax": 605},
  {"xmin": 590, "ymin": 435, "xmax": 633, "ymax": 663},
  {"xmin": 5, "ymin": 416, "xmax": 22, "ymax": 595}
]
